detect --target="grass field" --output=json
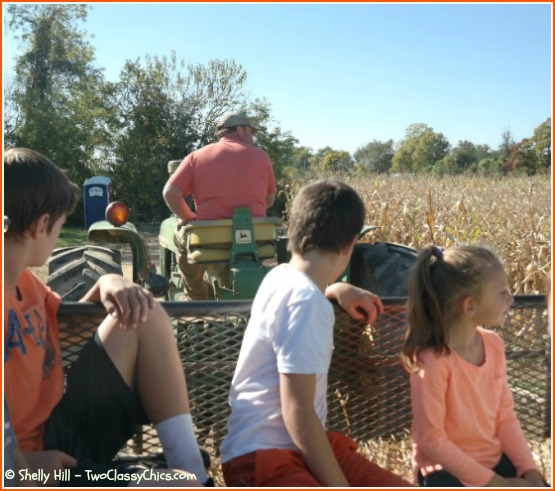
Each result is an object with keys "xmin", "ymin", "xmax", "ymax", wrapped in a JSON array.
[{"xmin": 56, "ymin": 225, "xmax": 88, "ymax": 248}]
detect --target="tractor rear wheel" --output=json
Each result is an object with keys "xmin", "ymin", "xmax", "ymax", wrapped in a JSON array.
[
  {"xmin": 46, "ymin": 246, "xmax": 123, "ymax": 301},
  {"xmin": 350, "ymin": 242, "xmax": 417, "ymax": 297}
]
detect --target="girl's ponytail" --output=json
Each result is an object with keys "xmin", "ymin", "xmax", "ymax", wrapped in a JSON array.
[{"xmin": 401, "ymin": 245, "xmax": 449, "ymax": 371}]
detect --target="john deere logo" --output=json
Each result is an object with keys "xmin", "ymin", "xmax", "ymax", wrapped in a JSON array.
[{"xmin": 236, "ymin": 230, "xmax": 252, "ymax": 244}]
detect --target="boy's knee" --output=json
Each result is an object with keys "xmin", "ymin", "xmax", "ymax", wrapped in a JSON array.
[
  {"xmin": 99, "ymin": 301, "xmax": 170, "ymax": 340},
  {"xmin": 136, "ymin": 301, "xmax": 176, "ymax": 339},
  {"xmin": 146, "ymin": 301, "xmax": 171, "ymax": 323}
]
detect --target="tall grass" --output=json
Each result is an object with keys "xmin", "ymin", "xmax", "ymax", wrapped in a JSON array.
[{"xmin": 283, "ymin": 173, "xmax": 551, "ymax": 295}]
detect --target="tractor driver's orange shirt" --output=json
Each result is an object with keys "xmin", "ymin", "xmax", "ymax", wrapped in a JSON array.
[
  {"xmin": 4, "ymin": 269, "xmax": 64, "ymax": 451},
  {"xmin": 168, "ymin": 135, "xmax": 276, "ymax": 220}
]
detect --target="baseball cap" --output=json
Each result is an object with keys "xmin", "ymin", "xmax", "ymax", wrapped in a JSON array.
[{"xmin": 218, "ymin": 112, "xmax": 259, "ymax": 132}]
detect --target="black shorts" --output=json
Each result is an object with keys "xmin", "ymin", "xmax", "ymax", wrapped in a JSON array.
[{"xmin": 44, "ymin": 332, "xmax": 148, "ymax": 471}]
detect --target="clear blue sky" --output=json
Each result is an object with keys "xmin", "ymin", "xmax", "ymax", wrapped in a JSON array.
[{"xmin": 3, "ymin": 2, "xmax": 552, "ymax": 154}]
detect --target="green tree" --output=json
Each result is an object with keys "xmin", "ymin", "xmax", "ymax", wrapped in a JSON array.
[
  {"xmin": 412, "ymin": 130, "xmax": 450, "ymax": 172},
  {"xmin": 438, "ymin": 140, "xmax": 493, "ymax": 174},
  {"xmin": 3, "ymin": 75, "xmax": 19, "ymax": 147},
  {"xmin": 391, "ymin": 124, "xmax": 449, "ymax": 173},
  {"xmin": 498, "ymin": 128, "xmax": 515, "ymax": 165},
  {"xmin": 289, "ymin": 146, "xmax": 313, "ymax": 171},
  {"xmin": 354, "ymin": 139, "xmax": 394, "ymax": 174},
  {"xmin": 449, "ymin": 140, "xmax": 479, "ymax": 173},
  {"xmin": 5, "ymin": 4, "xmax": 112, "ymax": 223},
  {"xmin": 476, "ymin": 156, "xmax": 503, "ymax": 176},
  {"xmin": 241, "ymin": 98, "xmax": 299, "ymax": 180},
  {"xmin": 319, "ymin": 149, "xmax": 354, "ymax": 173},
  {"xmin": 109, "ymin": 54, "xmax": 197, "ymax": 220},
  {"xmin": 405, "ymin": 123, "xmax": 430, "ymax": 141},
  {"xmin": 390, "ymin": 123, "xmax": 428, "ymax": 173},
  {"xmin": 390, "ymin": 145, "xmax": 413, "ymax": 173},
  {"xmin": 309, "ymin": 146, "xmax": 334, "ymax": 170},
  {"xmin": 505, "ymin": 139, "xmax": 537, "ymax": 175},
  {"xmin": 185, "ymin": 59, "xmax": 248, "ymax": 147},
  {"xmin": 108, "ymin": 55, "xmax": 254, "ymax": 219},
  {"xmin": 529, "ymin": 118, "xmax": 551, "ymax": 173}
]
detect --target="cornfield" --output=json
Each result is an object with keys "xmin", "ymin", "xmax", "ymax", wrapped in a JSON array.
[{"xmin": 281, "ymin": 173, "xmax": 551, "ymax": 295}]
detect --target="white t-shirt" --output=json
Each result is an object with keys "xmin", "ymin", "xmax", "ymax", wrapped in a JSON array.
[{"xmin": 220, "ymin": 264, "xmax": 335, "ymax": 463}]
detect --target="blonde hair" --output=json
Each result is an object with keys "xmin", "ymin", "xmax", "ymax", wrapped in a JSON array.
[{"xmin": 400, "ymin": 244, "xmax": 504, "ymax": 372}]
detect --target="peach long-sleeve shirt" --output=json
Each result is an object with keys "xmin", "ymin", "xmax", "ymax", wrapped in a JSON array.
[{"xmin": 410, "ymin": 327, "xmax": 538, "ymax": 487}]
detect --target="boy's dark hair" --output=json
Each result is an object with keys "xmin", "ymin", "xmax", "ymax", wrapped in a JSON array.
[
  {"xmin": 4, "ymin": 148, "xmax": 80, "ymax": 239},
  {"xmin": 287, "ymin": 179, "xmax": 365, "ymax": 255}
]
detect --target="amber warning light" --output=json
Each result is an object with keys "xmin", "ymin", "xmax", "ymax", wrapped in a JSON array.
[{"xmin": 106, "ymin": 201, "xmax": 130, "ymax": 227}]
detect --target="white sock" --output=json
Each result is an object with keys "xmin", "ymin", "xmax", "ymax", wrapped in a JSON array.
[{"xmin": 154, "ymin": 414, "xmax": 208, "ymax": 483}]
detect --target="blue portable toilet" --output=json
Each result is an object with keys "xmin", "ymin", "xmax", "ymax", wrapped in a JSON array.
[{"xmin": 84, "ymin": 176, "xmax": 113, "ymax": 228}]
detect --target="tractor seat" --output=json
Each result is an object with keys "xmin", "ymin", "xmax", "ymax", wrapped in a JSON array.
[{"xmin": 183, "ymin": 216, "xmax": 281, "ymax": 264}]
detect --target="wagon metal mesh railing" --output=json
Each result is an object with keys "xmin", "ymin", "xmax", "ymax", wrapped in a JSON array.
[{"xmin": 58, "ymin": 296, "xmax": 551, "ymax": 466}]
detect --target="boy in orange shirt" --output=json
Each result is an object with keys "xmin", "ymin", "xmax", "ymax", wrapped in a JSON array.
[{"xmin": 4, "ymin": 148, "xmax": 207, "ymax": 486}]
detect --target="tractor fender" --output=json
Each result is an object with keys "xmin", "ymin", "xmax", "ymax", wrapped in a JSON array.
[
  {"xmin": 350, "ymin": 242, "xmax": 417, "ymax": 298},
  {"xmin": 88, "ymin": 220, "xmax": 151, "ymax": 284}
]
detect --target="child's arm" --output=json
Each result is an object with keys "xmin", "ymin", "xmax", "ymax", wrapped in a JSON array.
[
  {"xmin": 280, "ymin": 373, "xmax": 349, "ymax": 487},
  {"xmin": 412, "ymin": 354, "xmax": 499, "ymax": 487},
  {"xmin": 13, "ymin": 449, "xmax": 38, "ymax": 486},
  {"xmin": 20, "ymin": 450, "xmax": 77, "ymax": 486},
  {"xmin": 485, "ymin": 474, "xmax": 533, "ymax": 487},
  {"xmin": 325, "ymin": 283, "xmax": 383, "ymax": 323},
  {"xmin": 496, "ymin": 370, "xmax": 546, "ymax": 485},
  {"xmin": 80, "ymin": 274, "xmax": 155, "ymax": 330},
  {"xmin": 522, "ymin": 470, "xmax": 548, "ymax": 487}
]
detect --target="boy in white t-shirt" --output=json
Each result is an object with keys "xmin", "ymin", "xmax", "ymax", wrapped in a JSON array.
[{"xmin": 220, "ymin": 179, "xmax": 413, "ymax": 487}]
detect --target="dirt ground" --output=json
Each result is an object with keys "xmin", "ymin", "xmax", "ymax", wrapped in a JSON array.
[{"xmin": 119, "ymin": 230, "xmax": 160, "ymax": 280}]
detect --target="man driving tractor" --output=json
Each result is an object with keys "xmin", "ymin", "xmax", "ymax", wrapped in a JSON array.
[{"xmin": 162, "ymin": 112, "xmax": 276, "ymax": 300}]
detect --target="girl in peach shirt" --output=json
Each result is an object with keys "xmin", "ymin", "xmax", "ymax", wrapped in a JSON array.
[{"xmin": 401, "ymin": 245, "xmax": 547, "ymax": 487}]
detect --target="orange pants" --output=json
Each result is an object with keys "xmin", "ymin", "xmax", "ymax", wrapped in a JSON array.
[{"xmin": 222, "ymin": 431, "xmax": 414, "ymax": 487}]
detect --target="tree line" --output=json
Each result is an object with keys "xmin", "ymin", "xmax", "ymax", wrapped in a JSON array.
[{"xmin": 4, "ymin": 5, "xmax": 551, "ymax": 223}]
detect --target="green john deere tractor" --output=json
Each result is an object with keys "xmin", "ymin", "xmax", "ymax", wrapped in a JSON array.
[
  {"xmin": 46, "ymin": 160, "xmax": 417, "ymax": 301},
  {"xmin": 159, "ymin": 206, "xmax": 283, "ymax": 300}
]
